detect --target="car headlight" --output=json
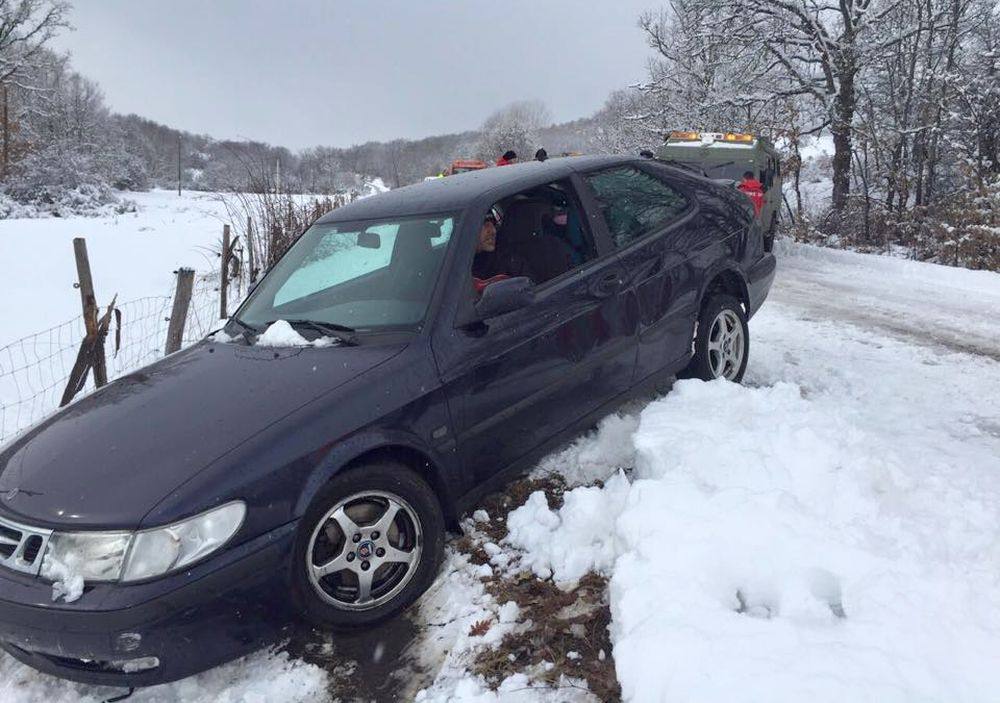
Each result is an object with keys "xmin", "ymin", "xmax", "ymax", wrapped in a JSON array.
[
  {"xmin": 40, "ymin": 502, "xmax": 245, "ymax": 584},
  {"xmin": 122, "ymin": 502, "xmax": 246, "ymax": 582},
  {"xmin": 41, "ymin": 532, "xmax": 131, "ymax": 582}
]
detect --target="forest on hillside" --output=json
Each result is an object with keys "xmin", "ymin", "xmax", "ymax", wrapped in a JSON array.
[{"xmin": 0, "ymin": 0, "xmax": 997, "ymax": 269}]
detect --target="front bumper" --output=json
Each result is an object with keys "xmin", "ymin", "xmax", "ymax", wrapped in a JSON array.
[{"xmin": 0, "ymin": 522, "xmax": 298, "ymax": 687}]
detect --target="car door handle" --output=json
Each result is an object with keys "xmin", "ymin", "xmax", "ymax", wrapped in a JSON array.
[{"xmin": 594, "ymin": 272, "xmax": 623, "ymax": 298}]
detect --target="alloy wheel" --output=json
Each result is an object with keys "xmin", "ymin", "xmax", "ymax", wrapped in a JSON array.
[
  {"xmin": 306, "ymin": 490, "xmax": 423, "ymax": 611},
  {"xmin": 708, "ymin": 309, "xmax": 745, "ymax": 380}
]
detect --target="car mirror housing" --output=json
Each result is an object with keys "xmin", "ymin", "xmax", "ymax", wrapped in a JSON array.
[
  {"xmin": 357, "ymin": 230, "xmax": 381, "ymax": 249},
  {"xmin": 474, "ymin": 277, "xmax": 534, "ymax": 320}
]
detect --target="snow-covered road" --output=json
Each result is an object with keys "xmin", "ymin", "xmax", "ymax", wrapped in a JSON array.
[
  {"xmin": 769, "ymin": 241, "xmax": 1000, "ymax": 360},
  {"xmin": 2, "ymin": 240, "xmax": 999, "ymax": 702}
]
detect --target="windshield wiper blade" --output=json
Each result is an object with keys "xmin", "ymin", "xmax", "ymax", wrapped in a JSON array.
[
  {"xmin": 227, "ymin": 315, "xmax": 259, "ymax": 337},
  {"xmin": 706, "ymin": 160, "xmax": 737, "ymax": 171},
  {"xmin": 277, "ymin": 319, "xmax": 358, "ymax": 346}
]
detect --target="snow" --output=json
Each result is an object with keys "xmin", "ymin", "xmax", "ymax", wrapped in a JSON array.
[
  {"xmin": 506, "ymin": 472, "xmax": 630, "ymax": 584},
  {"xmin": 253, "ymin": 320, "xmax": 334, "ymax": 348},
  {"xmin": 498, "ymin": 239, "xmax": 1000, "ymax": 702},
  {"xmin": 38, "ymin": 555, "xmax": 84, "ymax": 604},
  {"xmin": 0, "ymin": 189, "xmax": 229, "ymax": 344},
  {"xmin": 797, "ymin": 133, "xmax": 835, "ymax": 161},
  {"xmin": 0, "ymin": 649, "xmax": 328, "ymax": 703}
]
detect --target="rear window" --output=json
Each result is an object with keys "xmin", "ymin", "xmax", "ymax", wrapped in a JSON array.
[{"xmin": 584, "ymin": 166, "xmax": 690, "ymax": 248}]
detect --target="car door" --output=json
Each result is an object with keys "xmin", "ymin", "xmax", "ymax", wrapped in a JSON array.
[
  {"xmin": 580, "ymin": 164, "xmax": 706, "ymax": 381},
  {"xmin": 434, "ymin": 179, "xmax": 635, "ymax": 487}
]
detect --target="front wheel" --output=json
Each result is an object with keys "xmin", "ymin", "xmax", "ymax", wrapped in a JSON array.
[
  {"xmin": 291, "ymin": 462, "xmax": 445, "ymax": 629},
  {"xmin": 681, "ymin": 293, "xmax": 749, "ymax": 383}
]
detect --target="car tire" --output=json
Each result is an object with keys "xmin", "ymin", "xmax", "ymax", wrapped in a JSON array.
[
  {"xmin": 290, "ymin": 461, "xmax": 445, "ymax": 629},
  {"xmin": 680, "ymin": 293, "xmax": 749, "ymax": 383}
]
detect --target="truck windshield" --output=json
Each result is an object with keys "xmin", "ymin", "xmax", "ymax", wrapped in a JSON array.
[
  {"xmin": 237, "ymin": 214, "xmax": 455, "ymax": 333},
  {"xmin": 683, "ymin": 161, "xmax": 755, "ymax": 181}
]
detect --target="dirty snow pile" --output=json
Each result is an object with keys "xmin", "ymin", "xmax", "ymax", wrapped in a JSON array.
[{"xmin": 502, "ymin": 251, "xmax": 1000, "ymax": 700}]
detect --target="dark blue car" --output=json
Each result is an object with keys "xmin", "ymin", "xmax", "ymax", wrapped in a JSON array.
[{"xmin": 0, "ymin": 155, "xmax": 775, "ymax": 686}]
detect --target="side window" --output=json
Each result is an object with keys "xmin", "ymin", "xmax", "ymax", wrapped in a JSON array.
[
  {"xmin": 762, "ymin": 162, "xmax": 775, "ymax": 190},
  {"xmin": 585, "ymin": 166, "xmax": 690, "ymax": 248},
  {"xmin": 472, "ymin": 180, "xmax": 598, "ymax": 288}
]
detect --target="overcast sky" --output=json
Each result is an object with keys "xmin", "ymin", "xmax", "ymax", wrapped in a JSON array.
[{"xmin": 53, "ymin": 1, "xmax": 656, "ymax": 151}]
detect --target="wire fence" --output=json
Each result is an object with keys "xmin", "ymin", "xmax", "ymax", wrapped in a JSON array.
[{"xmin": 0, "ymin": 270, "xmax": 225, "ymax": 444}]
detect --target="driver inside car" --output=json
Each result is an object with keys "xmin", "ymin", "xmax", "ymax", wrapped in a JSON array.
[{"xmin": 472, "ymin": 212, "xmax": 510, "ymax": 294}]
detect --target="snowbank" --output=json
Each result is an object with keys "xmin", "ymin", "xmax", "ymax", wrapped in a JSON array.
[
  {"xmin": 503, "ymin": 249, "xmax": 1000, "ymax": 701},
  {"xmin": 0, "ymin": 648, "xmax": 328, "ymax": 703},
  {"xmin": 507, "ymin": 376, "xmax": 1000, "ymax": 701}
]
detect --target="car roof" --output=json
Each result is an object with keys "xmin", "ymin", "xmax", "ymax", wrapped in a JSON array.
[{"xmin": 316, "ymin": 154, "xmax": 633, "ymax": 223}]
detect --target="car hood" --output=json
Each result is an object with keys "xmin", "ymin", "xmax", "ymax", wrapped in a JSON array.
[{"xmin": 0, "ymin": 340, "xmax": 405, "ymax": 529}]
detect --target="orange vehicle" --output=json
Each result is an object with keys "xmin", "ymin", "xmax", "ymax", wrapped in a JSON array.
[{"xmin": 445, "ymin": 159, "xmax": 487, "ymax": 175}]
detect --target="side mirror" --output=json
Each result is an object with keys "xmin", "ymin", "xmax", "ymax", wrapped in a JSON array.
[
  {"xmin": 475, "ymin": 276, "xmax": 534, "ymax": 320},
  {"xmin": 357, "ymin": 230, "xmax": 381, "ymax": 249}
]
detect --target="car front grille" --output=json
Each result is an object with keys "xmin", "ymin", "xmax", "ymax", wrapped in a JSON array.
[{"xmin": 0, "ymin": 514, "xmax": 51, "ymax": 576}]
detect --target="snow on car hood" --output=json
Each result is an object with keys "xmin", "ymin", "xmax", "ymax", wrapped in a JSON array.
[{"xmin": 0, "ymin": 339, "xmax": 404, "ymax": 529}]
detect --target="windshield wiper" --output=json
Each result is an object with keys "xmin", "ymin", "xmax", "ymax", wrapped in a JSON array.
[
  {"xmin": 275, "ymin": 319, "xmax": 358, "ymax": 346},
  {"xmin": 227, "ymin": 315, "xmax": 259, "ymax": 338},
  {"xmin": 705, "ymin": 160, "xmax": 738, "ymax": 172}
]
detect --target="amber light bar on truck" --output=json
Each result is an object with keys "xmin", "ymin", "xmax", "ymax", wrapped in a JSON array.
[{"xmin": 668, "ymin": 131, "xmax": 756, "ymax": 144}]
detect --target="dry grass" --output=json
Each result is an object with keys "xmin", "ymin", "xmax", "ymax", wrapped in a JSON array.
[
  {"xmin": 473, "ymin": 572, "xmax": 620, "ymax": 701},
  {"xmin": 455, "ymin": 474, "xmax": 620, "ymax": 701}
]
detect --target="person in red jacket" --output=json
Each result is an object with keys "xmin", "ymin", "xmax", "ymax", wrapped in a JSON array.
[
  {"xmin": 496, "ymin": 150, "xmax": 517, "ymax": 167},
  {"xmin": 738, "ymin": 171, "xmax": 765, "ymax": 216}
]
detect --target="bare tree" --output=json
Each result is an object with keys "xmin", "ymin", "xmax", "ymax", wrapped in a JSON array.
[
  {"xmin": 475, "ymin": 100, "xmax": 552, "ymax": 162},
  {"xmin": 714, "ymin": 0, "xmax": 946, "ymax": 212},
  {"xmin": 0, "ymin": 0, "xmax": 70, "ymax": 84}
]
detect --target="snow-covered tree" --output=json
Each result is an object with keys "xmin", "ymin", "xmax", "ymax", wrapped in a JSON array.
[
  {"xmin": 637, "ymin": 2, "xmax": 778, "ymax": 134},
  {"xmin": 475, "ymin": 100, "xmax": 551, "ymax": 163}
]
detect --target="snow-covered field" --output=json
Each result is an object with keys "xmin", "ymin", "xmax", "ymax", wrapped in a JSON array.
[
  {"xmin": 0, "ymin": 190, "xmax": 229, "ymax": 344},
  {"xmin": 2, "ymin": 191, "xmax": 999, "ymax": 701},
  {"xmin": 0, "ymin": 191, "xmax": 230, "ymax": 440}
]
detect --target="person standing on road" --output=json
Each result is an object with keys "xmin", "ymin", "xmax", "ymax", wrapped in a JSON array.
[
  {"xmin": 534, "ymin": 148, "xmax": 548, "ymax": 162},
  {"xmin": 738, "ymin": 171, "xmax": 765, "ymax": 216},
  {"xmin": 496, "ymin": 150, "xmax": 517, "ymax": 166}
]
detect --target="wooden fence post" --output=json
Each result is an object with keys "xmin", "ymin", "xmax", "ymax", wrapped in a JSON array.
[
  {"xmin": 165, "ymin": 268, "xmax": 194, "ymax": 355},
  {"xmin": 60, "ymin": 238, "xmax": 117, "ymax": 407},
  {"xmin": 220, "ymin": 224, "xmax": 230, "ymax": 320},
  {"xmin": 72, "ymin": 237, "xmax": 108, "ymax": 387}
]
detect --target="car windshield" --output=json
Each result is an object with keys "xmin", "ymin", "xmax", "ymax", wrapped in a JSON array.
[{"xmin": 237, "ymin": 214, "xmax": 455, "ymax": 333}]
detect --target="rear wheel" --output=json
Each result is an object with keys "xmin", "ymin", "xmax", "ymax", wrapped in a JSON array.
[
  {"xmin": 681, "ymin": 293, "xmax": 749, "ymax": 383},
  {"xmin": 291, "ymin": 462, "xmax": 445, "ymax": 628}
]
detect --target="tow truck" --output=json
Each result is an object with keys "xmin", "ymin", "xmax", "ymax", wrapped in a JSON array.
[{"xmin": 657, "ymin": 131, "xmax": 782, "ymax": 250}]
